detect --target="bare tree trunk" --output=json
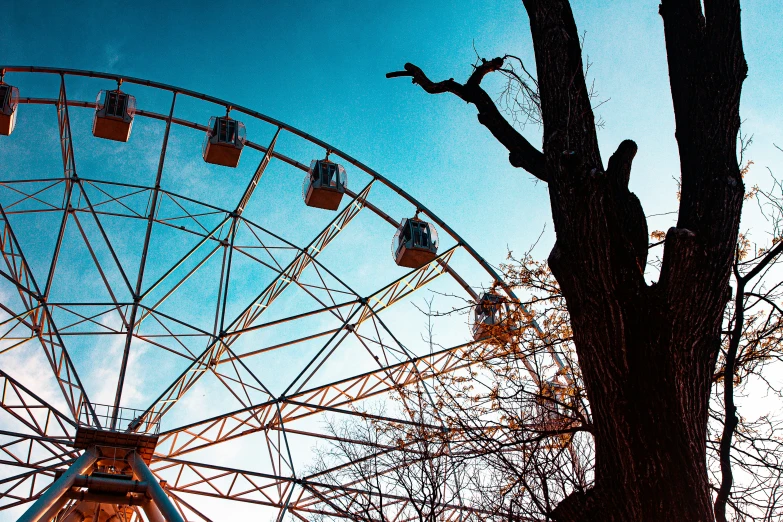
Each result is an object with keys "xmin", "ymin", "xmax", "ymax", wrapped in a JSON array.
[
  {"xmin": 525, "ymin": 1, "xmax": 746, "ymax": 520},
  {"xmin": 389, "ymin": 0, "xmax": 747, "ymax": 519}
]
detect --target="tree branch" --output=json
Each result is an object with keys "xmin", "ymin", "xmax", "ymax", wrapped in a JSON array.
[
  {"xmin": 387, "ymin": 62, "xmax": 547, "ymax": 181},
  {"xmin": 739, "ymin": 239, "xmax": 783, "ymax": 284},
  {"xmin": 606, "ymin": 140, "xmax": 638, "ymax": 189},
  {"xmin": 715, "ymin": 253, "xmax": 744, "ymax": 522}
]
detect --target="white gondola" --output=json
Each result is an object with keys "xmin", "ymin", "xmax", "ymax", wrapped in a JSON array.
[
  {"xmin": 472, "ymin": 292, "xmax": 510, "ymax": 341},
  {"xmin": 93, "ymin": 89, "xmax": 136, "ymax": 142},
  {"xmin": 203, "ymin": 115, "xmax": 246, "ymax": 167},
  {"xmin": 393, "ymin": 217, "xmax": 439, "ymax": 268},
  {"xmin": 303, "ymin": 159, "xmax": 347, "ymax": 210},
  {"xmin": 0, "ymin": 82, "xmax": 19, "ymax": 136}
]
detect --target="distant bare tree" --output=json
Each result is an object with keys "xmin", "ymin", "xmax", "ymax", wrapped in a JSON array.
[
  {"xmin": 710, "ymin": 172, "xmax": 783, "ymax": 522},
  {"xmin": 310, "ymin": 169, "xmax": 783, "ymax": 521},
  {"xmin": 308, "ymin": 384, "xmax": 463, "ymax": 522}
]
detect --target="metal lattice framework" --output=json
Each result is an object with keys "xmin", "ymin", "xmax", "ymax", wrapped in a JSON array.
[{"xmin": 0, "ymin": 67, "xmax": 565, "ymax": 521}]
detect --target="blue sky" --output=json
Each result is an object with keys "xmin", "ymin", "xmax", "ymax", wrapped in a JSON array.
[
  {"xmin": 2, "ymin": 0, "xmax": 782, "ymax": 261},
  {"xmin": 1, "ymin": 1, "xmax": 782, "ymax": 519}
]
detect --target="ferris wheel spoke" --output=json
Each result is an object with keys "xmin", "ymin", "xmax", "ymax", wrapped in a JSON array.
[
  {"xmin": 151, "ymin": 457, "xmax": 296, "ymax": 509},
  {"xmin": 0, "ymin": 430, "xmax": 78, "ymax": 472},
  {"xmin": 0, "ymin": 206, "xmax": 96, "ymax": 425},
  {"xmin": 154, "ymin": 339, "xmax": 501, "ymax": 459},
  {"xmin": 134, "ymin": 183, "xmax": 374, "ymax": 432},
  {"xmin": 0, "ymin": 464, "xmax": 61, "ymax": 511},
  {"xmin": 279, "ymin": 250, "xmax": 458, "ymax": 404},
  {"xmin": 149, "ymin": 455, "xmax": 458, "ymax": 521},
  {"xmin": 107, "ymin": 91, "xmax": 176, "ymax": 428},
  {"xmin": 161, "ymin": 489, "xmax": 215, "ymax": 522},
  {"xmin": 233, "ymin": 127, "xmax": 280, "ymax": 218},
  {"xmin": 0, "ymin": 369, "xmax": 76, "ymax": 441},
  {"xmin": 45, "ymin": 74, "xmax": 81, "ymax": 303},
  {"xmin": 277, "ymin": 339, "xmax": 498, "ymax": 427},
  {"xmin": 0, "ymin": 180, "xmax": 65, "ymax": 214}
]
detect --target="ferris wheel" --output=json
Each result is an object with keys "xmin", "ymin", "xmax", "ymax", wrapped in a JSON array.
[{"xmin": 0, "ymin": 67, "xmax": 563, "ymax": 521}]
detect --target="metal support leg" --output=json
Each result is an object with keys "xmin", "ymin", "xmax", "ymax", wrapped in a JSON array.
[
  {"xmin": 18, "ymin": 447, "xmax": 99, "ymax": 522},
  {"xmin": 141, "ymin": 500, "xmax": 166, "ymax": 522},
  {"xmin": 128, "ymin": 453, "xmax": 184, "ymax": 522},
  {"xmin": 37, "ymin": 496, "xmax": 69, "ymax": 522}
]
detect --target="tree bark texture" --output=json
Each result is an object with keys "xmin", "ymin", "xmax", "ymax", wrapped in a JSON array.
[
  {"xmin": 528, "ymin": 1, "xmax": 746, "ymax": 520},
  {"xmin": 391, "ymin": 0, "xmax": 747, "ymax": 520}
]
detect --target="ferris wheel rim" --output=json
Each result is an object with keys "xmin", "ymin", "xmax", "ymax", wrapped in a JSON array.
[
  {"xmin": 0, "ymin": 65, "xmax": 549, "ymax": 520},
  {"xmin": 0, "ymin": 65, "xmax": 516, "ymax": 304}
]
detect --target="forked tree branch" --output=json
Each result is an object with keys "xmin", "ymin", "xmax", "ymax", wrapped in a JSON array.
[
  {"xmin": 715, "ymin": 237, "xmax": 783, "ymax": 522},
  {"xmin": 387, "ymin": 60, "xmax": 547, "ymax": 182}
]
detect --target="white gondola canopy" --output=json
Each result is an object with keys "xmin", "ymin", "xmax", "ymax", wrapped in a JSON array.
[
  {"xmin": 93, "ymin": 89, "xmax": 136, "ymax": 142},
  {"xmin": 303, "ymin": 159, "xmax": 347, "ymax": 210},
  {"xmin": 392, "ymin": 217, "xmax": 439, "ymax": 268},
  {"xmin": 0, "ymin": 83, "xmax": 20, "ymax": 136},
  {"xmin": 202, "ymin": 115, "xmax": 246, "ymax": 167},
  {"xmin": 472, "ymin": 291, "xmax": 510, "ymax": 341}
]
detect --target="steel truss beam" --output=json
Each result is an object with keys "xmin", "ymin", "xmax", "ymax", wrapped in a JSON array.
[
  {"xmin": 151, "ymin": 245, "xmax": 462, "ymax": 464},
  {"xmin": 150, "ymin": 457, "xmax": 483, "ymax": 520},
  {"xmin": 0, "ymin": 204, "xmax": 95, "ymax": 426},
  {"xmin": 0, "ymin": 67, "xmax": 572, "ymax": 520},
  {"xmin": 137, "ymin": 181, "xmax": 374, "ymax": 431},
  {"xmin": 0, "ymin": 370, "xmax": 76, "ymax": 441},
  {"xmin": 111, "ymin": 91, "xmax": 178, "ymax": 428},
  {"xmin": 0, "ymin": 460, "xmax": 70, "ymax": 511},
  {"xmin": 154, "ymin": 334, "xmax": 505, "ymax": 458},
  {"xmin": 0, "ymin": 430, "xmax": 75, "ymax": 475}
]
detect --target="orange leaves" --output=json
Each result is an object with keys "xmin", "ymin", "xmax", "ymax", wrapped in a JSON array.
[
  {"xmin": 740, "ymin": 160, "xmax": 754, "ymax": 179},
  {"xmin": 737, "ymin": 233, "xmax": 751, "ymax": 261},
  {"xmin": 651, "ymin": 230, "xmax": 667, "ymax": 242}
]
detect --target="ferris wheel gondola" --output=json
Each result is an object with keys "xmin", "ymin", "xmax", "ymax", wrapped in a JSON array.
[
  {"xmin": 0, "ymin": 80, "xmax": 19, "ymax": 136},
  {"xmin": 202, "ymin": 113, "xmax": 246, "ymax": 167},
  {"xmin": 93, "ymin": 87, "xmax": 136, "ymax": 142},
  {"xmin": 0, "ymin": 66, "xmax": 565, "ymax": 522},
  {"xmin": 303, "ymin": 156, "xmax": 347, "ymax": 210},
  {"xmin": 393, "ymin": 216, "xmax": 439, "ymax": 268}
]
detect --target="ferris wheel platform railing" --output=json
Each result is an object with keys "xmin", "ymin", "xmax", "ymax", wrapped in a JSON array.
[
  {"xmin": 73, "ymin": 403, "xmax": 160, "ymax": 471},
  {"xmin": 78, "ymin": 403, "xmax": 161, "ymax": 435}
]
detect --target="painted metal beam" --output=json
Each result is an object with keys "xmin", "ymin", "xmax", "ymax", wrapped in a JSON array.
[
  {"xmin": 129, "ymin": 451, "xmax": 184, "ymax": 522},
  {"xmin": 16, "ymin": 446, "xmax": 98, "ymax": 522}
]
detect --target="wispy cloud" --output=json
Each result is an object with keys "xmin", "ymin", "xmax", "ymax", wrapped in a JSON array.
[{"xmin": 103, "ymin": 43, "xmax": 122, "ymax": 70}]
